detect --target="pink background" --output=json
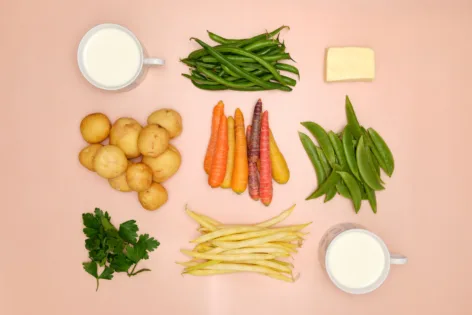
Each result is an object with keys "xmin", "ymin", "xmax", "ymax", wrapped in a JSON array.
[{"xmin": 1, "ymin": 0, "xmax": 472, "ymax": 314}]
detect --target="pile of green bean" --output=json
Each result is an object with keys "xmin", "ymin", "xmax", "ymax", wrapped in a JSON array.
[
  {"xmin": 180, "ymin": 26, "xmax": 299, "ymax": 92},
  {"xmin": 299, "ymin": 96, "xmax": 395, "ymax": 213}
]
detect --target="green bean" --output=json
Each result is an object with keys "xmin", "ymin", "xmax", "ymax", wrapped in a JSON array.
[
  {"xmin": 234, "ymin": 62, "xmax": 275, "ymax": 71},
  {"xmin": 328, "ymin": 131, "xmax": 347, "ymax": 169},
  {"xmin": 242, "ymin": 40, "xmax": 280, "ymax": 52},
  {"xmin": 275, "ymin": 63, "xmax": 300, "ymax": 78},
  {"xmin": 207, "ymin": 31, "xmax": 239, "ymax": 44},
  {"xmin": 301, "ymin": 122, "xmax": 336, "ymax": 167},
  {"xmin": 342, "ymin": 127, "xmax": 361, "ymax": 180},
  {"xmin": 267, "ymin": 46, "xmax": 285, "ymax": 56},
  {"xmin": 182, "ymin": 74, "xmax": 220, "ymax": 85},
  {"xmin": 367, "ymin": 128, "xmax": 394, "ymax": 176},
  {"xmin": 180, "ymin": 59, "xmax": 219, "ymax": 69},
  {"xmin": 221, "ymin": 64, "xmax": 241, "ymax": 78},
  {"xmin": 364, "ymin": 186, "xmax": 377, "ymax": 213},
  {"xmin": 217, "ymin": 69, "xmax": 225, "ymax": 77},
  {"xmin": 306, "ymin": 170, "xmax": 340, "ymax": 200},
  {"xmin": 249, "ymin": 69, "xmax": 269, "ymax": 76},
  {"xmin": 197, "ymin": 66, "xmax": 279, "ymax": 90},
  {"xmin": 192, "ymin": 38, "xmax": 291, "ymax": 91},
  {"xmin": 191, "ymin": 81, "xmax": 228, "ymax": 90},
  {"xmin": 345, "ymin": 96, "xmax": 362, "ymax": 138},
  {"xmin": 299, "ymin": 132, "xmax": 326, "ymax": 187},
  {"xmin": 337, "ymin": 172, "xmax": 362, "ymax": 212},
  {"xmin": 256, "ymin": 46, "xmax": 273, "ymax": 56},
  {"xmin": 356, "ymin": 137, "xmax": 384, "ymax": 191},
  {"xmin": 191, "ymin": 70, "xmax": 207, "ymax": 80},
  {"xmin": 208, "ymin": 25, "xmax": 289, "ymax": 45},
  {"xmin": 336, "ymin": 182, "xmax": 351, "ymax": 199},
  {"xmin": 201, "ymin": 53, "xmax": 291, "ymax": 64}
]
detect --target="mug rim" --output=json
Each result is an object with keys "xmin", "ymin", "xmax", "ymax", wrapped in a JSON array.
[
  {"xmin": 325, "ymin": 228, "xmax": 391, "ymax": 295},
  {"xmin": 77, "ymin": 23, "xmax": 144, "ymax": 91}
]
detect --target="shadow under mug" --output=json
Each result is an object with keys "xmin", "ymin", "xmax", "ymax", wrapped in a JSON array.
[
  {"xmin": 319, "ymin": 223, "xmax": 407, "ymax": 295},
  {"xmin": 77, "ymin": 23, "xmax": 164, "ymax": 91}
]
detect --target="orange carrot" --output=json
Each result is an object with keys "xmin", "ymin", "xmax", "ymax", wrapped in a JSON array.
[
  {"xmin": 259, "ymin": 111, "xmax": 272, "ymax": 206},
  {"xmin": 231, "ymin": 109, "xmax": 248, "ymax": 194},
  {"xmin": 204, "ymin": 101, "xmax": 224, "ymax": 174},
  {"xmin": 208, "ymin": 114, "xmax": 228, "ymax": 187}
]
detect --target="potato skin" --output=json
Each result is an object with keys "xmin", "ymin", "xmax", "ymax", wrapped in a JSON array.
[
  {"xmin": 138, "ymin": 124, "xmax": 170, "ymax": 157},
  {"xmin": 126, "ymin": 163, "xmax": 153, "ymax": 192},
  {"xmin": 147, "ymin": 109, "xmax": 182, "ymax": 139},
  {"xmin": 138, "ymin": 182, "xmax": 168, "ymax": 211},
  {"xmin": 79, "ymin": 144, "xmax": 103, "ymax": 171},
  {"xmin": 80, "ymin": 113, "xmax": 111, "ymax": 143},
  {"xmin": 142, "ymin": 145, "xmax": 181, "ymax": 183},
  {"xmin": 109, "ymin": 118, "xmax": 142, "ymax": 158},
  {"xmin": 108, "ymin": 161, "xmax": 132, "ymax": 192},
  {"xmin": 93, "ymin": 145, "xmax": 128, "ymax": 179}
]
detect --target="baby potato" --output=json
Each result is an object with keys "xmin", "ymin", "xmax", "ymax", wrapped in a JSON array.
[
  {"xmin": 147, "ymin": 109, "xmax": 182, "ymax": 139},
  {"xmin": 142, "ymin": 145, "xmax": 181, "ymax": 183},
  {"xmin": 126, "ymin": 163, "xmax": 153, "ymax": 192},
  {"xmin": 93, "ymin": 145, "xmax": 128, "ymax": 179},
  {"xmin": 138, "ymin": 182, "xmax": 168, "ymax": 211},
  {"xmin": 138, "ymin": 124, "xmax": 169, "ymax": 157},
  {"xmin": 109, "ymin": 117, "xmax": 142, "ymax": 158},
  {"xmin": 108, "ymin": 161, "xmax": 132, "ymax": 192},
  {"xmin": 80, "ymin": 113, "xmax": 111, "ymax": 143},
  {"xmin": 78, "ymin": 144, "xmax": 103, "ymax": 171}
]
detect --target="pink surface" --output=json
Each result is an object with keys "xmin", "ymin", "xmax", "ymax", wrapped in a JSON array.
[{"xmin": 1, "ymin": 0, "xmax": 472, "ymax": 314}]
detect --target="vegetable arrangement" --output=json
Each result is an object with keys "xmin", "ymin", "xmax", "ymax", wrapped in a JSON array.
[
  {"xmin": 78, "ymin": 109, "xmax": 183, "ymax": 211},
  {"xmin": 82, "ymin": 208, "xmax": 159, "ymax": 290},
  {"xmin": 299, "ymin": 96, "xmax": 395, "ymax": 213},
  {"xmin": 203, "ymin": 100, "xmax": 290, "ymax": 206},
  {"xmin": 178, "ymin": 205, "xmax": 309, "ymax": 282},
  {"xmin": 181, "ymin": 26, "xmax": 299, "ymax": 92}
]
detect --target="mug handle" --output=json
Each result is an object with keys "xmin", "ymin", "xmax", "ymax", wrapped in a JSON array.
[
  {"xmin": 144, "ymin": 58, "xmax": 165, "ymax": 66},
  {"xmin": 390, "ymin": 254, "xmax": 408, "ymax": 265}
]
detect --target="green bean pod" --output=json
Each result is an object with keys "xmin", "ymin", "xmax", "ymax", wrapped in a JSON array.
[
  {"xmin": 342, "ymin": 127, "xmax": 361, "ymax": 180},
  {"xmin": 301, "ymin": 122, "xmax": 337, "ymax": 167},
  {"xmin": 242, "ymin": 39, "xmax": 280, "ymax": 52},
  {"xmin": 197, "ymin": 66, "xmax": 277, "ymax": 90},
  {"xmin": 364, "ymin": 185, "xmax": 377, "ymax": 213},
  {"xmin": 201, "ymin": 53, "xmax": 291, "ymax": 64},
  {"xmin": 275, "ymin": 63, "xmax": 300, "ymax": 78},
  {"xmin": 192, "ymin": 38, "xmax": 291, "ymax": 91},
  {"xmin": 356, "ymin": 137, "xmax": 384, "ymax": 191},
  {"xmin": 299, "ymin": 132, "xmax": 326, "ymax": 187},
  {"xmin": 208, "ymin": 25, "xmax": 289, "ymax": 45},
  {"xmin": 306, "ymin": 171, "xmax": 340, "ymax": 200},
  {"xmin": 345, "ymin": 96, "xmax": 362, "ymax": 138},
  {"xmin": 368, "ymin": 128, "xmax": 395, "ymax": 176},
  {"xmin": 337, "ymin": 172, "xmax": 362, "ymax": 212},
  {"xmin": 328, "ymin": 131, "xmax": 347, "ymax": 169},
  {"xmin": 182, "ymin": 74, "xmax": 220, "ymax": 85}
]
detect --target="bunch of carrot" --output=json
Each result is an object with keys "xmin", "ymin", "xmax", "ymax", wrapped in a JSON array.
[{"xmin": 203, "ymin": 100, "xmax": 290, "ymax": 206}]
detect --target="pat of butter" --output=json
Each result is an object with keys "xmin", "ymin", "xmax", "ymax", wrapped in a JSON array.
[{"xmin": 325, "ymin": 47, "xmax": 375, "ymax": 82}]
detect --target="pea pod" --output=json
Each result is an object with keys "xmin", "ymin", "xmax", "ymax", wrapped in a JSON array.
[
  {"xmin": 337, "ymin": 171, "xmax": 362, "ymax": 212},
  {"xmin": 364, "ymin": 185, "xmax": 377, "ymax": 213},
  {"xmin": 368, "ymin": 128, "xmax": 395, "ymax": 176},
  {"xmin": 328, "ymin": 131, "xmax": 347, "ymax": 168},
  {"xmin": 345, "ymin": 96, "xmax": 362, "ymax": 138},
  {"xmin": 301, "ymin": 122, "xmax": 336, "ymax": 167},
  {"xmin": 336, "ymin": 182, "xmax": 351, "ymax": 199},
  {"xmin": 192, "ymin": 39, "xmax": 291, "ymax": 91},
  {"xmin": 314, "ymin": 147, "xmax": 337, "ymax": 201},
  {"xmin": 342, "ymin": 127, "xmax": 361, "ymax": 180},
  {"xmin": 306, "ymin": 170, "xmax": 340, "ymax": 200},
  {"xmin": 324, "ymin": 188, "xmax": 337, "ymax": 202},
  {"xmin": 357, "ymin": 136, "xmax": 384, "ymax": 191},
  {"xmin": 298, "ymin": 132, "xmax": 325, "ymax": 186},
  {"xmin": 365, "ymin": 144, "xmax": 383, "ymax": 184}
]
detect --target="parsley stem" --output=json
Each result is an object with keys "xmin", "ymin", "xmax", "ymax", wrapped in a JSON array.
[
  {"xmin": 130, "ymin": 268, "xmax": 151, "ymax": 276},
  {"xmin": 96, "ymin": 278, "xmax": 99, "ymax": 291}
]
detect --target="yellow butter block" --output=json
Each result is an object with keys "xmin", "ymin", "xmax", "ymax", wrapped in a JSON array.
[{"xmin": 325, "ymin": 47, "xmax": 375, "ymax": 82}]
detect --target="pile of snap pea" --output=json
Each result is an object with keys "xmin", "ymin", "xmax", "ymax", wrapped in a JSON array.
[
  {"xmin": 299, "ymin": 96, "xmax": 395, "ymax": 213},
  {"xmin": 180, "ymin": 26, "xmax": 299, "ymax": 92}
]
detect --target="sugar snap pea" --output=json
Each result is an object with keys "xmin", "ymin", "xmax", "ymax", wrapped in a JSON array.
[
  {"xmin": 328, "ymin": 131, "xmax": 347, "ymax": 169},
  {"xmin": 324, "ymin": 188, "xmax": 337, "ymax": 202},
  {"xmin": 342, "ymin": 127, "xmax": 361, "ymax": 181},
  {"xmin": 370, "ymin": 145, "xmax": 389, "ymax": 175},
  {"xmin": 306, "ymin": 170, "xmax": 340, "ymax": 200},
  {"xmin": 314, "ymin": 147, "xmax": 337, "ymax": 201},
  {"xmin": 368, "ymin": 128, "xmax": 395, "ymax": 177},
  {"xmin": 364, "ymin": 186, "xmax": 377, "ymax": 213},
  {"xmin": 366, "ymin": 145, "xmax": 384, "ymax": 184},
  {"xmin": 345, "ymin": 96, "xmax": 362, "ymax": 138},
  {"xmin": 301, "ymin": 122, "xmax": 336, "ymax": 167},
  {"xmin": 356, "ymin": 137, "xmax": 384, "ymax": 191},
  {"xmin": 336, "ymin": 182, "xmax": 351, "ymax": 199},
  {"xmin": 337, "ymin": 171, "xmax": 362, "ymax": 212},
  {"xmin": 299, "ymin": 132, "xmax": 325, "ymax": 186},
  {"xmin": 192, "ymin": 38, "xmax": 291, "ymax": 91}
]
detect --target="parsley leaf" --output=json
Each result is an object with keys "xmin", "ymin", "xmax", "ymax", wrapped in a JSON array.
[
  {"xmin": 110, "ymin": 253, "xmax": 133, "ymax": 272},
  {"xmin": 119, "ymin": 220, "xmax": 139, "ymax": 244},
  {"xmin": 83, "ymin": 261, "xmax": 98, "ymax": 278},
  {"xmin": 99, "ymin": 266, "xmax": 114, "ymax": 280}
]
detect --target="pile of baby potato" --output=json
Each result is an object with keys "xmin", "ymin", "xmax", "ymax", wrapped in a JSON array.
[{"xmin": 78, "ymin": 109, "xmax": 182, "ymax": 211}]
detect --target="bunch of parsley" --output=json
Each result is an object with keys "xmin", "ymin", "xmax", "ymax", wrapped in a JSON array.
[{"xmin": 82, "ymin": 208, "xmax": 160, "ymax": 290}]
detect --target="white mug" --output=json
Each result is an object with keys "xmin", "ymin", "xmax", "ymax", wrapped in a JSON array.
[
  {"xmin": 77, "ymin": 23, "xmax": 164, "ymax": 91},
  {"xmin": 319, "ymin": 223, "xmax": 407, "ymax": 295}
]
